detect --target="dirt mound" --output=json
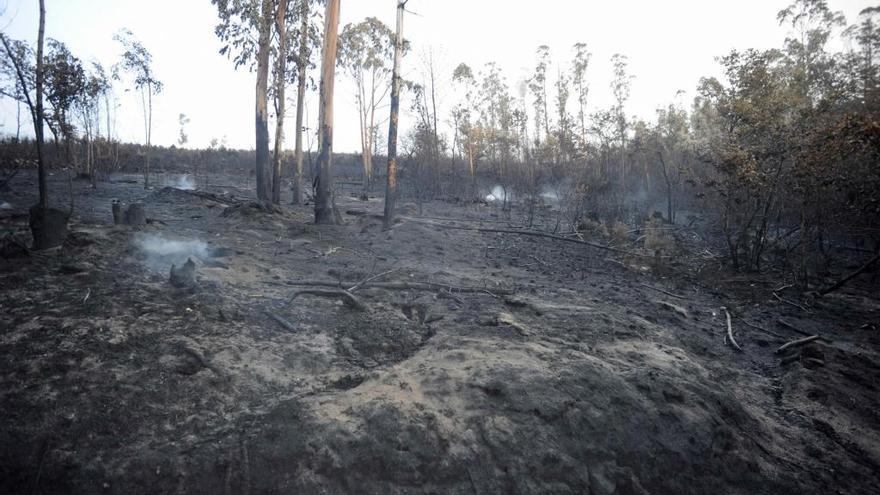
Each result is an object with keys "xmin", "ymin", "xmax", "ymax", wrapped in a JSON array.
[
  {"xmin": 277, "ymin": 340, "xmax": 778, "ymax": 494},
  {"xmin": 147, "ymin": 186, "xmax": 202, "ymax": 203},
  {"xmin": 220, "ymin": 201, "xmax": 285, "ymax": 219}
]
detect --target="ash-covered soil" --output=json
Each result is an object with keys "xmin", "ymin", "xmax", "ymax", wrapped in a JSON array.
[{"xmin": 1, "ymin": 171, "xmax": 879, "ymax": 494}]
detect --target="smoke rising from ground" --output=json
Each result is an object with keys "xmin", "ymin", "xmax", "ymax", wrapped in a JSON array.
[
  {"xmin": 134, "ymin": 233, "xmax": 209, "ymax": 272},
  {"xmin": 485, "ymin": 185, "xmax": 510, "ymax": 203},
  {"xmin": 167, "ymin": 174, "xmax": 195, "ymax": 190}
]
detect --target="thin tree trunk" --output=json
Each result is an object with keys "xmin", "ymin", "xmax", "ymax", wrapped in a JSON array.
[
  {"xmin": 36, "ymin": 0, "xmax": 47, "ymax": 208},
  {"xmin": 383, "ymin": 0, "xmax": 406, "ymax": 230},
  {"xmin": 16, "ymin": 98, "xmax": 21, "ymax": 141},
  {"xmin": 271, "ymin": 0, "xmax": 288, "ymax": 204},
  {"xmin": 430, "ymin": 53, "xmax": 440, "ymax": 196},
  {"xmin": 314, "ymin": 0, "xmax": 340, "ymax": 224},
  {"xmin": 255, "ymin": 0, "xmax": 273, "ymax": 202},
  {"xmin": 145, "ymin": 84, "xmax": 152, "ymax": 188},
  {"xmin": 658, "ymin": 150, "xmax": 674, "ymax": 223},
  {"xmin": 292, "ymin": 0, "xmax": 309, "ymax": 205}
]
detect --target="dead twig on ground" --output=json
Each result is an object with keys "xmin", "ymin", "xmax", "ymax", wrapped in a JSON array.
[
  {"xmin": 30, "ymin": 439, "xmax": 48, "ymax": 495},
  {"xmin": 817, "ymin": 253, "xmax": 880, "ymax": 296},
  {"xmin": 307, "ymin": 246, "xmax": 341, "ymax": 258},
  {"xmin": 288, "ymin": 279, "xmax": 516, "ymax": 295},
  {"xmin": 265, "ymin": 310, "xmax": 296, "ymax": 331},
  {"xmin": 773, "ymin": 292, "xmax": 811, "ymax": 313},
  {"xmin": 529, "ymin": 255, "xmax": 548, "ymax": 266},
  {"xmin": 657, "ymin": 300, "xmax": 689, "ymax": 318},
  {"xmin": 176, "ymin": 188, "xmax": 241, "ymax": 206},
  {"xmin": 721, "ymin": 307, "xmax": 743, "ymax": 352},
  {"xmin": 639, "ymin": 283, "xmax": 686, "ymax": 299},
  {"xmin": 737, "ymin": 318, "xmax": 786, "ymax": 340},
  {"xmin": 348, "ymin": 268, "xmax": 398, "ymax": 292},
  {"xmin": 289, "ymin": 289, "xmax": 367, "ymax": 311},
  {"xmin": 439, "ymin": 289, "xmax": 464, "ymax": 305},
  {"xmin": 776, "ymin": 318, "xmax": 829, "ymax": 341},
  {"xmin": 775, "ymin": 334, "xmax": 820, "ymax": 354}
]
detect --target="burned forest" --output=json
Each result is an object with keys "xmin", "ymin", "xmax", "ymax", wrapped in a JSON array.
[{"xmin": 1, "ymin": 0, "xmax": 880, "ymax": 493}]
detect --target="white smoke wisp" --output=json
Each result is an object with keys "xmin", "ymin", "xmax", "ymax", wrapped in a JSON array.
[
  {"xmin": 485, "ymin": 185, "xmax": 510, "ymax": 203},
  {"xmin": 540, "ymin": 186, "xmax": 562, "ymax": 206},
  {"xmin": 168, "ymin": 174, "xmax": 195, "ymax": 190},
  {"xmin": 134, "ymin": 233, "xmax": 209, "ymax": 272}
]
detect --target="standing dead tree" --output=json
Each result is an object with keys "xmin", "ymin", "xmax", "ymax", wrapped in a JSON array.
[
  {"xmin": 271, "ymin": 0, "xmax": 289, "ymax": 204},
  {"xmin": 254, "ymin": 0, "xmax": 273, "ymax": 203},
  {"xmin": 314, "ymin": 0, "xmax": 340, "ymax": 224},
  {"xmin": 383, "ymin": 0, "xmax": 407, "ymax": 229},
  {"xmin": 291, "ymin": 0, "xmax": 313, "ymax": 205},
  {"xmin": 214, "ymin": 0, "xmax": 307, "ymax": 204},
  {"xmin": 1, "ymin": 0, "xmax": 68, "ymax": 249}
]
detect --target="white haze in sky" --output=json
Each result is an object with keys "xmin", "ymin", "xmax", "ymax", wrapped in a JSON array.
[{"xmin": 0, "ymin": 0, "xmax": 872, "ymax": 153}]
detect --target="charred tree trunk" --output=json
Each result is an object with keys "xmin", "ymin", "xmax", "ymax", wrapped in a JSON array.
[
  {"xmin": 657, "ymin": 149, "xmax": 674, "ymax": 224},
  {"xmin": 292, "ymin": 0, "xmax": 309, "ymax": 205},
  {"xmin": 314, "ymin": 0, "xmax": 340, "ymax": 224},
  {"xmin": 26, "ymin": 0, "xmax": 68, "ymax": 249},
  {"xmin": 35, "ymin": 0, "xmax": 47, "ymax": 209},
  {"xmin": 255, "ymin": 0, "xmax": 273, "ymax": 203},
  {"xmin": 145, "ymin": 84, "xmax": 153, "ymax": 188},
  {"xmin": 271, "ymin": 0, "xmax": 289, "ymax": 205},
  {"xmin": 383, "ymin": 0, "xmax": 407, "ymax": 230}
]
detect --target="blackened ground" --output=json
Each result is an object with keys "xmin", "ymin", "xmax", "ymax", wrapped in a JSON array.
[{"xmin": 0, "ymin": 170, "xmax": 878, "ymax": 494}]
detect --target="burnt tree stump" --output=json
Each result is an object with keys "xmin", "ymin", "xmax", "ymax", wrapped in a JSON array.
[
  {"xmin": 123, "ymin": 203, "xmax": 146, "ymax": 226},
  {"xmin": 111, "ymin": 199, "xmax": 122, "ymax": 225},
  {"xmin": 170, "ymin": 257, "xmax": 197, "ymax": 288},
  {"xmin": 29, "ymin": 205, "xmax": 69, "ymax": 250}
]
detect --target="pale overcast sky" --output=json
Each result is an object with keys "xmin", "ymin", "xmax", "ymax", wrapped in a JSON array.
[{"xmin": 0, "ymin": 0, "xmax": 873, "ymax": 152}]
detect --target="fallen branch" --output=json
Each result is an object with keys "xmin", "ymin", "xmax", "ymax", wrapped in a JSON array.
[
  {"xmin": 639, "ymin": 283, "xmax": 686, "ymax": 299},
  {"xmin": 773, "ymin": 283, "xmax": 794, "ymax": 293},
  {"xmin": 289, "ymin": 289, "xmax": 367, "ymax": 311},
  {"xmin": 410, "ymin": 219, "xmax": 655, "ymax": 258},
  {"xmin": 439, "ymin": 289, "xmax": 464, "ymax": 305},
  {"xmin": 773, "ymin": 292, "xmax": 811, "ymax": 313},
  {"xmin": 818, "ymin": 253, "xmax": 880, "ymax": 296},
  {"xmin": 424, "ymin": 314, "xmax": 445, "ymax": 324},
  {"xmin": 178, "ymin": 188, "xmax": 241, "ymax": 206},
  {"xmin": 348, "ymin": 268, "xmax": 398, "ymax": 292},
  {"xmin": 288, "ymin": 279, "xmax": 516, "ymax": 295},
  {"xmin": 265, "ymin": 310, "xmax": 297, "ymax": 332},
  {"xmin": 776, "ymin": 318, "xmax": 822, "ymax": 339},
  {"xmin": 737, "ymin": 318, "xmax": 786, "ymax": 340},
  {"xmin": 775, "ymin": 334, "xmax": 820, "ymax": 354},
  {"xmin": 657, "ymin": 300, "xmax": 689, "ymax": 318},
  {"xmin": 344, "ymin": 209, "xmax": 384, "ymax": 220},
  {"xmin": 721, "ymin": 307, "xmax": 743, "ymax": 352}
]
